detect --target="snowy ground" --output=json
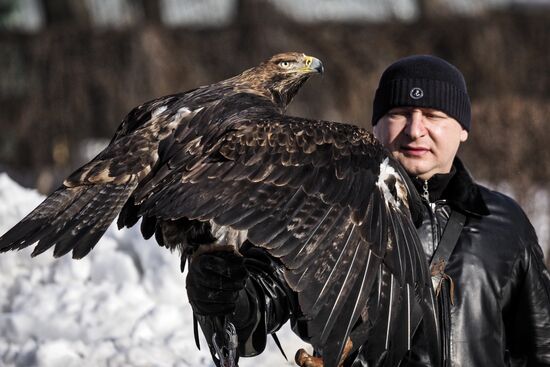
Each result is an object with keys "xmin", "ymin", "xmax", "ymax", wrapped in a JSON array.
[
  {"xmin": 1, "ymin": 173, "xmax": 548, "ymax": 367},
  {"xmin": 0, "ymin": 173, "xmax": 311, "ymax": 367}
]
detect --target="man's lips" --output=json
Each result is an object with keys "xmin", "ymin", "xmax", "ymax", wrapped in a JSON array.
[{"xmin": 400, "ymin": 146, "xmax": 430, "ymax": 157}]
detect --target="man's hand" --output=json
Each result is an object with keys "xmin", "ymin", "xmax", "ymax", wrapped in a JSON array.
[
  {"xmin": 295, "ymin": 338, "xmax": 353, "ymax": 367},
  {"xmin": 186, "ymin": 251, "xmax": 249, "ymax": 316}
]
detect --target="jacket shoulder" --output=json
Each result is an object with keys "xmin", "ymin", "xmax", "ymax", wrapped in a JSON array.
[{"xmin": 476, "ymin": 184, "xmax": 539, "ymax": 244}]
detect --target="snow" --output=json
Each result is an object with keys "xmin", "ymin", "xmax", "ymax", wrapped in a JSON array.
[{"xmin": 0, "ymin": 173, "xmax": 311, "ymax": 367}]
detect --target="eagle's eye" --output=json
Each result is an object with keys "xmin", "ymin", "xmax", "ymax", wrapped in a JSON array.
[{"xmin": 278, "ymin": 60, "xmax": 293, "ymax": 69}]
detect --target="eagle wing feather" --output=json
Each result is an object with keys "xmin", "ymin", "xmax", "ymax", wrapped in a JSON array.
[{"xmin": 133, "ymin": 97, "xmax": 437, "ymax": 366}]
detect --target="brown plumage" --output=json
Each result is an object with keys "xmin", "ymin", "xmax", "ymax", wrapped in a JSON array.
[{"xmin": 0, "ymin": 52, "xmax": 438, "ymax": 367}]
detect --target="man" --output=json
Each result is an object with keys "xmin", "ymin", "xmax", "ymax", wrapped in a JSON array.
[{"xmin": 186, "ymin": 55, "xmax": 550, "ymax": 366}]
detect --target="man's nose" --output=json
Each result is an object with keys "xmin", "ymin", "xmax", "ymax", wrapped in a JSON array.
[{"xmin": 404, "ymin": 111, "xmax": 426, "ymax": 139}]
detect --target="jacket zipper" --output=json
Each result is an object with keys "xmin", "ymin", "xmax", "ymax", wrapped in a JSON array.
[
  {"xmin": 422, "ymin": 180, "xmax": 430, "ymax": 202},
  {"xmin": 422, "ymin": 180, "xmax": 440, "ymax": 254},
  {"xmin": 422, "ymin": 179, "xmax": 452, "ymax": 366}
]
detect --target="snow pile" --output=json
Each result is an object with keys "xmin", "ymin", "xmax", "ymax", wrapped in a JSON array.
[{"xmin": 0, "ymin": 173, "xmax": 309, "ymax": 367}]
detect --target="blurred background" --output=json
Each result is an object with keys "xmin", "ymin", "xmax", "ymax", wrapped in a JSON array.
[{"xmin": 0, "ymin": 0, "xmax": 549, "ymax": 260}]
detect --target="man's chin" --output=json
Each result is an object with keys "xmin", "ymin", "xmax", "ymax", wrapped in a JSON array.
[
  {"xmin": 394, "ymin": 159, "xmax": 433, "ymax": 179},
  {"xmin": 391, "ymin": 150, "xmax": 448, "ymax": 179}
]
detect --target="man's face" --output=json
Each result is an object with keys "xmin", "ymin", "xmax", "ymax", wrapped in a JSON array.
[{"xmin": 373, "ymin": 107, "xmax": 468, "ymax": 180}]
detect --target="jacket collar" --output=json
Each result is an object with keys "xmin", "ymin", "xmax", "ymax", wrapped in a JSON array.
[
  {"xmin": 443, "ymin": 158, "xmax": 490, "ymax": 216},
  {"xmin": 411, "ymin": 167, "xmax": 456, "ymax": 203}
]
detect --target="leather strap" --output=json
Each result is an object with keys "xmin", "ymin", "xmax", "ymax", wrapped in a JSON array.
[
  {"xmin": 430, "ymin": 209, "xmax": 466, "ymax": 367},
  {"xmin": 430, "ymin": 209, "xmax": 466, "ymax": 270}
]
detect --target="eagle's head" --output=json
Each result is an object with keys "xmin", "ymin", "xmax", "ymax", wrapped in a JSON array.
[{"xmin": 238, "ymin": 52, "xmax": 324, "ymax": 110}]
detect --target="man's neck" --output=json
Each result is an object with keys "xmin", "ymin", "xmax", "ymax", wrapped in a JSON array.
[{"xmin": 410, "ymin": 167, "xmax": 457, "ymax": 203}]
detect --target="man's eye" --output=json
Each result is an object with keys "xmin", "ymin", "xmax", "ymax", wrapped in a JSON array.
[
  {"xmin": 388, "ymin": 112, "xmax": 407, "ymax": 118},
  {"xmin": 278, "ymin": 61, "xmax": 292, "ymax": 68}
]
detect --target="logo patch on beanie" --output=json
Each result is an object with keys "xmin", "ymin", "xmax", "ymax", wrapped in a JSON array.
[{"xmin": 410, "ymin": 87, "xmax": 424, "ymax": 100}]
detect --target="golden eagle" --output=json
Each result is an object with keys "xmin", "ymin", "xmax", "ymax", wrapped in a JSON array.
[{"xmin": 0, "ymin": 53, "xmax": 438, "ymax": 367}]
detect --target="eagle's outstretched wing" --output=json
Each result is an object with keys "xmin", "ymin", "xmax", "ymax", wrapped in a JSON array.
[
  {"xmin": 0, "ymin": 93, "xmax": 206, "ymax": 259},
  {"xmin": 132, "ymin": 94, "xmax": 438, "ymax": 367},
  {"xmin": 0, "ymin": 52, "xmax": 438, "ymax": 367}
]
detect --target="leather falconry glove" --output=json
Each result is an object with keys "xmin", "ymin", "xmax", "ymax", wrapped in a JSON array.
[{"xmin": 186, "ymin": 252, "xmax": 249, "ymax": 316}]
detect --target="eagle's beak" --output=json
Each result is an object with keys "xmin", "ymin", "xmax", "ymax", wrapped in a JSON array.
[{"xmin": 304, "ymin": 56, "xmax": 324, "ymax": 75}]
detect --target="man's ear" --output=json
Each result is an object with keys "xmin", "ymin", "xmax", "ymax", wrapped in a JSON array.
[
  {"xmin": 373, "ymin": 124, "xmax": 380, "ymax": 139},
  {"xmin": 460, "ymin": 129, "xmax": 468, "ymax": 142}
]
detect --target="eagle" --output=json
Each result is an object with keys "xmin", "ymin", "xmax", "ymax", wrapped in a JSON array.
[{"xmin": 0, "ymin": 52, "xmax": 438, "ymax": 367}]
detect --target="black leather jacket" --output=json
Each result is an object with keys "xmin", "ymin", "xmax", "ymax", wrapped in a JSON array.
[{"xmin": 232, "ymin": 159, "xmax": 550, "ymax": 366}]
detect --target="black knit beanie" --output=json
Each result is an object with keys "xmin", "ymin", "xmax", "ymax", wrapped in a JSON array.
[{"xmin": 372, "ymin": 55, "xmax": 471, "ymax": 131}]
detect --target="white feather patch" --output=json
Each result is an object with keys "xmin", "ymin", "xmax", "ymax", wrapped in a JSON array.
[
  {"xmin": 174, "ymin": 107, "xmax": 192, "ymax": 120},
  {"xmin": 209, "ymin": 221, "xmax": 248, "ymax": 252},
  {"xmin": 152, "ymin": 106, "xmax": 168, "ymax": 118},
  {"xmin": 376, "ymin": 158, "xmax": 407, "ymax": 209}
]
